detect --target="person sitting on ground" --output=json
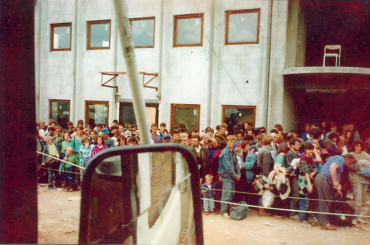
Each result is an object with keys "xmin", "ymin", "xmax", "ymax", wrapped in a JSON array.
[
  {"xmin": 218, "ymin": 135, "xmax": 240, "ymax": 218},
  {"xmin": 201, "ymin": 174, "xmax": 217, "ymax": 215}
]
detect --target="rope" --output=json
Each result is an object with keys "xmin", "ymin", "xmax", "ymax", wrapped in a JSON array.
[
  {"xmin": 202, "ymin": 198, "xmax": 370, "ymax": 218},
  {"xmin": 37, "ymin": 151, "xmax": 85, "ymax": 169},
  {"xmin": 206, "ymin": 188, "xmax": 357, "ymax": 204},
  {"xmin": 38, "ymin": 166, "xmax": 82, "ymax": 175}
]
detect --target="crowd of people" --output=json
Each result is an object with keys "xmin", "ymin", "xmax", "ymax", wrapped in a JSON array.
[{"xmin": 36, "ymin": 119, "xmax": 370, "ymax": 230}]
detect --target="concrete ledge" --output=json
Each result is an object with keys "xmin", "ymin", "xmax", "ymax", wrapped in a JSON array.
[{"xmin": 283, "ymin": 66, "xmax": 370, "ymax": 75}]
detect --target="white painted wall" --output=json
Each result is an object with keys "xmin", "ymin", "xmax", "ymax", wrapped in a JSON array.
[{"xmin": 35, "ymin": 0, "xmax": 283, "ymax": 130}]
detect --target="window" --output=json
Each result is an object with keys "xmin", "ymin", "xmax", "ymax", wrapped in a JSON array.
[
  {"xmin": 119, "ymin": 102, "xmax": 158, "ymax": 127},
  {"xmin": 87, "ymin": 20, "xmax": 111, "ymax": 50},
  {"xmin": 49, "ymin": 100, "xmax": 70, "ymax": 128},
  {"xmin": 173, "ymin": 13, "xmax": 203, "ymax": 47},
  {"xmin": 85, "ymin": 101, "xmax": 109, "ymax": 127},
  {"xmin": 225, "ymin": 9, "xmax": 260, "ymax": 45},
  {"xmin": 130, "ymin": 17, "xmax": 155, "ymax": 48},
  {"xmin": 171, "ymin": 104, "xmax": 200, "ymax": 131},
  {"xmin": 50, "ymin": 23, "xmax": 72, "ymax": 51},
  {"xmin": 222, "ymin": 105, "xmax": 256, "ymax": 131}
]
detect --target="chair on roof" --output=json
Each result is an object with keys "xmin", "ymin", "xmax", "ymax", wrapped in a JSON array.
[{"xmin": 323, "ymin": 45, "xmax": 341, "ymax": 67}]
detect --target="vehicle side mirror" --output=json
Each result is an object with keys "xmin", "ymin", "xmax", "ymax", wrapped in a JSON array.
[{"xmin": 79, "ymin": 143, "xmax": 204, "ymax": 245}]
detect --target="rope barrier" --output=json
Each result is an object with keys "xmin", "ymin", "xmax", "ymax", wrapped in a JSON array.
[
  {"xmin": 201, "ymin": 198, "xmax": 370, "ymax": 218},
  {"xmin": 38, "ymin": 166, "xmax": 82, "ymax": 175},
  {"xmin": 37, "ymin": 151, "xmax": 85, "ymax": 169},
  {"xmin": 206, "ymin": 188, "xmax": 357, "ymax": 204}
]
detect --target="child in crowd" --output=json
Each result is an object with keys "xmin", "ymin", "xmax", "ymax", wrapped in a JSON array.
[
  {"xmin": 180, "ymin": 132, "xmax": 190, "ymax": 146},
  {"xmin": 79, "ymin": 138, "xmax": 93, "ymax": 182},
  {"xmin": 61, "ymin": 132, "xmax": 72, "ymax": 156},
  {"xmin": 201, "ymin": 174, "xmax": 217, "ymax": 214},
  {"xmin": 63, "ymin": 146, "xmax": 79, "ymax": 192}
]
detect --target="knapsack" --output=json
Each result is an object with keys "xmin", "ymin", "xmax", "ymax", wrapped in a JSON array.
[
  {"xmin": 328, "ymin": 202, "xmax": 355, "ymax": 226},
  {"xmin": 229, "ymin": 201, "xmax": 249, "ymax": 220}
]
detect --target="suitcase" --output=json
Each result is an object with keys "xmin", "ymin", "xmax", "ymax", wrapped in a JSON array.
[{"xmin": 229, "ymin": 201, "xmax": 249, "ymax": 220}]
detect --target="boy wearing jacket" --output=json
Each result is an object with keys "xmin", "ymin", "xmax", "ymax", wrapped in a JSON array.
[{"xmin": 201, "ymin": 174, "xmax": 217, "ymax": 214}]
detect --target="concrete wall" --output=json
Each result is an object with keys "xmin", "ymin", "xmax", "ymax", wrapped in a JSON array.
[{"xmin": 35, "ymin": 0, "xmax": 278, "ymax": 130}]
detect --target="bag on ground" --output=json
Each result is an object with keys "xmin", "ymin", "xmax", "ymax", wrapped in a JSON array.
[{"xmin": 229, "ymin": 201, "xmax": 249, "ymax": 220}]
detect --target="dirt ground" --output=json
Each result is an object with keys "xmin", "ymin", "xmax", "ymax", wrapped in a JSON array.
[{"xmin": 38, "ymin": 184, "xmax": 370, "ymax": 244}]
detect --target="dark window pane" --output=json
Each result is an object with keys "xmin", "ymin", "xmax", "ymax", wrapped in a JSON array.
[
  {"xmin": 90, "ymin": 23, "xmax": 110, "ymax": 48},
  {"xmin": 53, "ymin": 26, "xmax": 71, "ymax": 49},
  {"xmin": 132, "ymin": 19, "xmax": 154, "ymax": 47},
  {"xmin": 119, "ymin": 103, "xmax": 158, "ymax": 127},
  {"xmin": 51, "ymin": 101, "xmax": 70, "ymax": 128},
  {"xmin": 174, "ymin": 108, "xmax": 199, "ymax": 131},
  {"xmin": 224, "ymin": 107, "xmax": 255, "ymax": 131},
  {"xmin": 89, "ymin": 104, "xmax": 108, "ymax": 125}
]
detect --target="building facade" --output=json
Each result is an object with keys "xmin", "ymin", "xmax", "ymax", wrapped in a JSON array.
[{"xmin": 35, "ymin": 0, "xmax": 370, "ymax": 133}]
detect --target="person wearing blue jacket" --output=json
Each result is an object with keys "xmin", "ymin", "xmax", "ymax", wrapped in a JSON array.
[
  {"xmin": 218, "ymin": 135, "xmax": 241, "ymax": 218},
  {"xmin": 241, "ymin": 140, "xmax": 257, "ymax": 203}
]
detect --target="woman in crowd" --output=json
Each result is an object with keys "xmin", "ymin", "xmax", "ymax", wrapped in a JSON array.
[
  {"xmin": 117, "ymin": 135, "xmax": 127, "ymax": 146},
  {"xmin": 320, "ymin": 139, "xmax": 333, "ymax": 163},
  {"xmin": 344, "ymin": 131, "xmax": 355, "ymax": 152},
  {"xmin": 71, "ymin": 125, "xmax": 87, "ymax": 159},
  {"xmin": 79, "ymin": 138, "xmax": 93, "ymax": 181}
]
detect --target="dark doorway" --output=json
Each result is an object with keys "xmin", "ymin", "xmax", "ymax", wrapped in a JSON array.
[{"xmin": 292, "ymin": 89, "xmax": 370, "ymax": 136}]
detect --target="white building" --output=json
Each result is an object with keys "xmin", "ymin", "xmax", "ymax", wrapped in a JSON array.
[{"xmin": 35, "ymin": 0, "xmax": 370, "ymax": 133}]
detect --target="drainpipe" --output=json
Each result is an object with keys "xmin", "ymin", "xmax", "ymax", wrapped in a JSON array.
[
  {"xmin": 206, "ymin": 0, "xmax": 216, "ymax": 127},
  {"xmin": 265, "ymin": 0, "xmax": 273, "ymax": 130},
  {"xmin": 34, "ymin": 0, "xmax": 41, "ymax": 122},
  {"xmin": 72, "ymin": 0, "xmax": 79, "ymax": 124},
  {"xmin": 156, "ymin": 0, "xmax": 165, "ymax": 121},
  {"xmin": 113, "ymin": 16, "xmax": 119, "ymax": 123},
  {"xmin": 113, "ymin": 0, "xmax": 151, "ymax": 145}
]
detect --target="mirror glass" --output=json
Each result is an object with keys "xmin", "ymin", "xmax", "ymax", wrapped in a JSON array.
[{"xmin": 83, "ymin": 149, "xmax": 196, "ymax": 244}]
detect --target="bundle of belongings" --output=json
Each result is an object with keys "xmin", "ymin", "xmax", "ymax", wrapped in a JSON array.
[{"xmin": 253, "ymin": 168, "xmax": 291, "ymax": 208}]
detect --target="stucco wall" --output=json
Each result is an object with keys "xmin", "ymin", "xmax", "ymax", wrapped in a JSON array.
[{"xmin": 35, "ymin": 0, "xmax": 279, "ymax": 130}]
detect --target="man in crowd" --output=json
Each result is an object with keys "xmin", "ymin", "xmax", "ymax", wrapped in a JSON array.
[
  {"xmin": 218, "ymin": 135, "xmax": 240, "ymax": 218},
  {"xmin": 286, "ymin": 137, "xmax": 301, "ymax": 214},
  {"xmin": 150, "ymin": 123, "xmax": 161, "ymax": 143},
  {"xmin": 314, "ymin": 154, "xmax": 357, "ymax": 230},
  {"xmin": 100, "ymin": 128, "xmax": 114, "ymax": 148},
  {"xmin": 189, "ymin": 136, "xmax": 209, "ymax": 185},
  {"xmin": 247, "ymin": 128, "xmax": 257, "ymax": 144},
  {"xmin": 53, "ymin": 126, "xmax": 64, "ymax": 149}
]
